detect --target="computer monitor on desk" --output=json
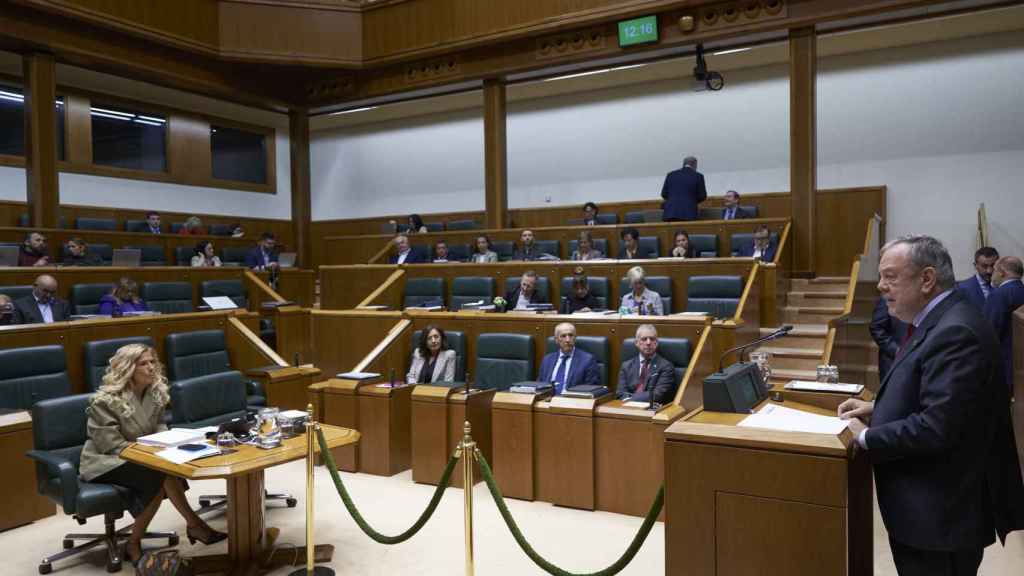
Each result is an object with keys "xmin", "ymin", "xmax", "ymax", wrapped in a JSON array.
[
  {"xmin": 0, "ymin": 246, "xmax": 18, "ymax": 267},
  {"xmin": 702, "ymin": 362, "xmax": 766, "ymax": 413}
]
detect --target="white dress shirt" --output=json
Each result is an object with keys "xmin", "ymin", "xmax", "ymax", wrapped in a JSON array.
[
  {"xmin": 35, "ymin": 295, "xmax": 54, "ymax": 324},
  {"xmin": 550, "ymin": 349, "xmax": 575, "ymax": 388}
]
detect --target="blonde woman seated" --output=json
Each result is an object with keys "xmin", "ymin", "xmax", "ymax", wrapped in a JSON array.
[
  {"xmin": 406, "ymin": 325, "xmax": 457, "ymax": 384},
  {"xmin": 619, "ymin": 266, "xmax": 664, "ymax": 316},
  {"xmin": 191, "ymin": 241, "xmax": 222, "ymax": 267},
  {"xmin": 178, "ymin": 216, "xmax": 206, "ymax": 236},
  {"xmin": 571, "ymin": 230, "xmax": 604, "ymax": 261},
  {"xmin": 79, "ymin": 344, "xmax": 225, "ymax": 565}
]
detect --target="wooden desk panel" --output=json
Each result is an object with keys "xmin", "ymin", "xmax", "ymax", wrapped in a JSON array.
[
  {"xmin": 593, "ymin": 405, "xmax": 663, "ymax": 517},
  {"xmin": 410, "ymin": 386, "xmax": 494, "ymax": 488},
  {"xmin": 357, "ymin": 383, "xmax": 413, "ymax": 476},
  {"xmin": 534, "ymin": 407, "xmax": 595, "ymax": 510},
  {"xmin": 308, "ymin": 310, "xmax": 405, "ymax": 379},
  {"xmin": 0, "ymin": 411, "xmax": 55, "ymax": 531},
  {"xmin": 319, "ymin": 379, "xmax": 361, "ymax": 472},
  {"xmin": 491, "ymin": 392, "xmax": 542, "ymax": 501}
]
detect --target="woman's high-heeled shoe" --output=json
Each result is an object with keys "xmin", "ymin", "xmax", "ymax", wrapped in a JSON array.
[{"xmin": 186, "ymin": 524, "xmax": 227, "ymax": 546}]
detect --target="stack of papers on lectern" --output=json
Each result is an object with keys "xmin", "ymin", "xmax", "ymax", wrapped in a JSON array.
[
  {"xmin": 137, "ymin": 428, "xmax": 206, "ymax": 448},
  {"xmin": 738, "ymin": 404, "xmax": 849, "ymax": 435},
  {"xmin": 784, "ymin": 380, "xmax": 864, "ymax": 394}
]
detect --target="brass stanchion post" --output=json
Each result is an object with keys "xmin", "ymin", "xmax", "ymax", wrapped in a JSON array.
[
  {"xmin": 460, "ymin": 421, "xmax": 476, "ymax": 576},
  {"xmin": 290, "ymin": 404, "xmax": 334, "ymax": 575}
]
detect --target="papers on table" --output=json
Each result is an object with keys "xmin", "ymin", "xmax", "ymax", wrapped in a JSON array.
[
  {"xmin": 337, "ymin": 371, "xmax": 381, "ymax": 380},
  {"xmin": 738, "ymin": 404, "xmax": 849, "ymax": 435},
  {"xmin": 202, "ymin": 296, "xmax": 238, "ymax": 310},
  {"xmin": 137, "ymin": 428, "xmax": 206, "ymax": 448},
  {"xmin": 784, "ymin": 380, "xmax": 865, "ymax": 395},
  {"xmin": 156, "ymin": 444, "xmax": 221, "ymax": 464},
  {"xmin": 623, "ymin": 401, "xmax": 654, "ymax": 409}
]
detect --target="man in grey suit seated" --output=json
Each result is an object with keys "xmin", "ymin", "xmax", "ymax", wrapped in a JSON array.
[{"xmin": 617, "ymin": 324, "xmax": 676, "ymax": 405}]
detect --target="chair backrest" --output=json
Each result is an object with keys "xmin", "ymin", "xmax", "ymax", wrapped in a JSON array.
[
  {"xmin": 621, "ymin": 337, "xmax": 692, "ymax": 390},
  {"xmin": 475, "ymin": 333, "xmax": 534, "ymax": 390},
  {"xmin": 83, "ymin": 337, "xmax": 155, "ymax": 391},
  {"xmin": 424, "ymin": 222, "xmax": 444, "ymax": 233},
  {"xmin": 124, "ymin": 219, "xmax": 149, "ymax": 233},
  {"xmin": 596, "ymin": 213, "xmax": 618, "ymax": 225},
  {"xmin": 175, "ymin": 246, "xmax": 193, "ymax": 266},
  {"xmin": 642, "ymin": 209, "xmax": 664, "ymax": 223},
  {"xmin": 76, "ymin": 217, "xmax": 116, "ymax": 231},
  {"xmin": 71, "ymin": 283, "xmax": 113, "ymax": 315},
  {"xmin": 740, "ymin": 205, "xmax": 759, "ymax": 218},
  {"xmin": 170, "ymin": 222, "xmax": 184, "ymax": 233},
  {"xmin": 32, "ymin": 393, "xmax": 90, "ymax": 453},
  {"xmin": 446, "ymin": 243, "xmax": 471, "ymax": 262},
  {"xmin": 620, "ymin": 236, "xmax": 660, "ymax": 258},
  {"xmin": 688, "ymin": 234, "xmax": 719, "ymax": 258},
  {"xmin": 20, "ymin": 214, "xmax": 66, "ymax": 228},
  {"xmin": 165, "ymin": 329, "xmax": 232, "ymax": 381},
  {"xmin": 0, "ymin": 284, "xmax": 33, "ymax": 301},
  {"xmin": 544, "ymin": 336, "xmax": 609, "ymax": 386},
  {"xmin": 699, "ymin": 207, "xmax": 724, "ymax": 220},
  {"xmin": 533, "ymin": 240, "xmax": 560, "ymax": 258},
  {"xmin": 730, "ymin": 232, "xmax": 778, "ymax": 256},
  {"xmin": 86, "ymin": 243, "xmax": 113, "ymax": 265},
  {"xmin": 559, "ymin": 276, "xmax": 609, "ymax": 312},
  {"xmin": 141, "ymin": 282, "xmax": 194, "ymax": 314},
  {"xmin": 567, "ymin": 218, "xmax": 584, "ymax": 226},
  {"xmin": 619, "ymin": 276, "xmax": 673, "ymax": 313},
  {"xmin": 446, "ymin": 219, "xmax": 478, "ymax": 231},
  {"xmin": 568, "ymin": 238, "xmax": 608, "ymax": 256},
  {"xmin": 201, "ymin": 279, "xmax": 247, "ymax": 308},
  {"xmin": 411, "ymin": 329, "xmax": 466, "ymax": 381},
  {"xmin": 220, "ymin": 246, "xmax": 249, "ymax": 266},
  {"xmin": 170, "ymin": 371, "xmax": 247, "ymax": 428},
  {"xmin": 624, "ymin": 211, "xmax": 644, "ymax": 224},
  {"xmin": 451, "ymin": 276, "xmax": 495, "ymax": 310},
  {"xmin": 409, "ymin": 244, "xmax": 430, "ymax": 263},
  {"xmin": 208, "ymin": 223, "xmax": 233, "ymax": 236},
  {"xmin": 491, "ymin": 241, "xmax": 515, "ymax": 261},
  {"xmin": 686, "ymin": 275, "xmax": 745, "ymax": 318},
  {"xmin": 125, "ymin": 244, "xmax": 166, "ymax": 266},
  {"xmin": 503, "ymin": 276, "xmax": 550, "ymax": 303},
  {"xmin": 404, "ymin": 277, "xmax": 445, "ymax": 309},
  {"xmin": 0, "ymin": 345, "xmax": 71, "ymax": 410}
]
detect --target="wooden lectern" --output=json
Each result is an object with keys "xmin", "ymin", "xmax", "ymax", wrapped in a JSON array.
[
  {"xmin": 410, "ymin": 384, "xmax": 495, "ymax": 487},
  {"xmin": 663, "ymin": 399, "xmax": 873, "ymax": 576}
]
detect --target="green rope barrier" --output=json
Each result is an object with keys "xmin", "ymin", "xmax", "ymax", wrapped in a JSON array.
[
  {"xmin": 316, "ymin": 426, "xmax": 458, "ymax": 545},
  {"xmin": 476, "ymin": 448, "xmax": 664, "ymax": 576}
]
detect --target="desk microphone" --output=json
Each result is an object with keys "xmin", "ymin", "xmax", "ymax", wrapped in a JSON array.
[{"xmin": 716, "ymin": 325, "xmax": 793, "ymax": 372}]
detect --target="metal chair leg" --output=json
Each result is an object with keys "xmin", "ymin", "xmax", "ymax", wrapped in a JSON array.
[{"xmin": 37, "ymin": 513, "xmax": 177, "ymax": 574}]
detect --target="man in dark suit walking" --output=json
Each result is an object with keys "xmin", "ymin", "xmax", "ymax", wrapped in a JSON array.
[
  {"xmin": 660, "ymin": 156, "xmax": 707, "ymax": 222},
  {"xmin": 983, "ymin": 256, "xmax": 1024, "ymax": 392},
  {"xmin": 537, "ymin": 323, "xmax": 600, "ymax": 395},
  {"xmin": 839, "ymin": 235, "xmax": 1024, "ymax": 576},
  {"xmin": 956, "ymin": 246, "xmax": 999, "ymax": 311},
  {"xmin": 11, "ymin": 274, "xmax": 71, "ymax": 324},
  {"xmin": 617, "ymin": 324, "xmax": 676, "ymax": 405},
  {"xmin": 869, "ymin": 294, "xmax": 909, "ymax": 382}
]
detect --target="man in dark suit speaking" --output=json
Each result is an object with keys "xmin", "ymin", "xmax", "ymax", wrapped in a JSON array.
[
  {"xmin": 537, "ymin": 322, "xmax": 600, "ymax": 395},
  {"xmin": 839, "ymin": 235, "xmax": 1024, "ymax": 576},
  {"xmin": 660, "ymin": 156, "xmax": 706, "ymax": 222}
]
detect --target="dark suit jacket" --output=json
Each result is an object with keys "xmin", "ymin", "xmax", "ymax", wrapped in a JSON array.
[
  {"xmin": 660, "ymin": 167, "xmax": 707, "ymax": 221},
  {"xmin": 956, "ymin": 275, "xmax": 988, "ymax": 311},
  {"xmin": 616, "ymin": 353, "xmax": 675, "ymax": 405},
  {"xmin": 866, "ymin": 290, "xmax": 1024, "ymax": 551},
  {"xmin": 505, "ymin": 286, "xmax": 547, "ymax": 309},
  {"xmin": 388, "ymin": 249, "xmax": 425, "ymax": 264},
  {"xmin": 62, "ymin": 252, "xmax": 103, "ymax": 266},
  {"xmin": 245, "ymin": 247, "xmax": 279, "ymax": 269},
  {"xmin": 721, "ymin": 206, "xmax": 749, "ymax": 220},
  {"xmin": 983, "ymin": 279, "xmax": 1024, "ymax": 391},
  {"xmin": 869, "ymin": 295, "xmax": 909, "ymax": 381},
  {"xmin": 538, "ymin": 348, "xmax": 600, "ymax": 394},
  {"xmin": 11, "ymin": 295, "xmax": 71, "ymax": 324},
  {"xmin": 737, "ymin": 241, "xmax": 777, "ymax": 263}
]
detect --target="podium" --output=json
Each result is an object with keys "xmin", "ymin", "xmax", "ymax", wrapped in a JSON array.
[{"xmin": 663, "ymin": 399, "xmax": 873, "ymax": 576}]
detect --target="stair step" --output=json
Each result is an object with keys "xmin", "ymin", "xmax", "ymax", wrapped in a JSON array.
[
  {"xmin": 783, "ymin": 306, "xmax": 846, "ymax": 324},
  {"xmin": 755, "ymin": 346, "xmax": 824, "ymax": 358},
  {"xmin": 762, "ymin": 324, "xmax": 828, "ymax": 337},
  {"xmin": 787, "ymin": 291, "xmax": 847, "ymax": 307},
  {"xmin": 771, "ymin": 368, "xmax": 819, "ymax": 381},
  {"xmin": 789, "ymin": 277, "xmax": 851, "ymax": 293}
]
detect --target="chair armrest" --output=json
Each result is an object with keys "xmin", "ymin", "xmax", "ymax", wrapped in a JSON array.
[
  {"xmin": 246, "ymin": 380, "xmax": 265, "ymax": 396},
  {"xmin": 26, "ymin": 449, "xmax": 78, "ymax": 514}
]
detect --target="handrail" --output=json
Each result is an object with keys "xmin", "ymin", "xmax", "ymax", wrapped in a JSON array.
[
  {"xmin": 862, "ymin": 213, "xmax": 882, "ymax": 256},
  {"xmin": 228, "ymin": 316, "xmax": 289, "ymax": 367},
  {"xmin": 843, "ymin": 260, "xmax": 861, "ymax": 315},
  {"xmin": 672, "ymin": 317, "xmax": 714, "ymax": 412},
  {"xmin": 822, "ymin": 214, "xmax": 880, "ymax": 366},
  {"xmin": 245, "ymin": 269, "xmax": 286, "ymax": 303},
  {"xmin": 772, "ymin": 221, "xmax": 791, "ymax": 266},
  {"xmin": 357, "ymin": 269, "xmax": 405, "ymax": 308},
  {"xmin": 368, "ymin": 240, "xmax": 395, "ymax": 265},
  {"xmin": 733, "ymin": 262, "xmax": 761, "ymax": 322},
  {"xmin": 353, "ymin": 319, "xmax": 412, "ymax": 372}
]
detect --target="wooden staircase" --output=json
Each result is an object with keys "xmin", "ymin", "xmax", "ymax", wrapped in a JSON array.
[{"xmin": 757, "ymin": 277, "xmax": 850, "ymax": 386}]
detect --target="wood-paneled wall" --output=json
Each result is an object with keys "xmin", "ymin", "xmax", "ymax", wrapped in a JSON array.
[{"xmin": 218, "ymin": 1, "xmax": 362, "ymax": 65}]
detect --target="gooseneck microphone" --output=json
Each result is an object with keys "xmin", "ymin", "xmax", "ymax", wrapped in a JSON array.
[{"xmin": 716, "ymin": 325, "xmax": 794, "ymax": 372}]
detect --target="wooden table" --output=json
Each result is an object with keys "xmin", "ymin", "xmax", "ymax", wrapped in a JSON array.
[
  {"xmin": 121, "ymin": 424, "xmax": 360, "ymax": 575},
  {"xmin": 0, "ymin": 410, "xmax": 55, "ymax": 531}
]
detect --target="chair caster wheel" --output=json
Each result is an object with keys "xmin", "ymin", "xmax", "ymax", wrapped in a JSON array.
[
  {"xmin": 199, "ymin": 499, "xmax": 211, "ymax": 508},
  {"xmin": 63, "ymin": 539, "xmax": 74, "ymax": 549},
  {"xmin": 286, "ymin": 498, "xmax": 298, "ymax": 507},
  {"xmin": 169, "ymin": 535, "xmax": 179, "ymax": 546},
  {"xmin": 106, "ymin": 560, "xmax": 121, "ymax": 573},
  {"xmin": 38, "ymin": 563, "xmax": 52, "ymax": 574}
]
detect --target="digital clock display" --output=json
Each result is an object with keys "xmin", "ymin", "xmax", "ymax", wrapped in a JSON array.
[{"xmin": 618, "ymin": 15, "xmax": 658, "ymax": 48}]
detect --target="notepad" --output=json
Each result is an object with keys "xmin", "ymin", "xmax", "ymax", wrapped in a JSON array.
[
  {"xmin": 156, "ymin": 444, "xmax": 221, "ymax": 464},
  {"xmin": 784, "ymin": 380, "xmax": 864, "ymax": 395},
  {"xmin": 738, "ymin": 404, "xmax": 849, "ymax": 435},
  {"xmin": 137, "ymin": 428, "xmax": 206, "ymax": 448},
  {"xmin": 337, "ymin": 371, "xmax": 381, "ymax": 380},
  {"xmin": 202, "ymin": 296, "xmax": 237, "ymax": 310},
  {"xmin": 623, "ymin": 401, "xmax": 654, "ymax": 409}
]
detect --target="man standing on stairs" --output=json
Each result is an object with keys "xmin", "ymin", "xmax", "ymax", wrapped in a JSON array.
[
  {"xmin": 869, "ymin": 295, "xmax": 909, "ymax": 381},
  {"xmin": 983, "ymin": 256, "xmax": 1024, "ymax": 392},
  {"xmin": 956, "ymin": 246, "xmax": 999, "ymax": 311},
  {"xmin": 839, "ymin": 235, "xmax": 1024, "ymax": 576}
]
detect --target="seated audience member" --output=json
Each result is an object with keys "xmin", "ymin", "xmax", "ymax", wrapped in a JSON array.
[
  {"xmin": 538, "ymin": 322, "xmax": 600, "ymax": 394},
  {"xmin": 245, "ymin": 232, "xmax": 280, "ymax": 270},
  {"xmin": 19, "ymin": 232, "xmax": 50, "ymax": 267},
  {"xmin": 869, "ymin": 295, "xmax": 909, "ymax": 381},
  {"xmin": 230, "ymin": 223, "xmax": 245, "ymax": 238},
  {"xmin": 406, "ymin": 324, "xmax": 457, "ymax": 384},
  {"xmin": 433, "ymin": 241, "xmax": 451, "ymax": 263},
  {"xmin": 145, "ymin": 211, "xmax": 162, "ymax": 234},
  {"xmin": 984, "ymin": 256, "xmax": 1024, "ymax": 391},
  {"xmin": 63, "ymin": 237, "xmax": 103, "ymax": 266},
  {"xmin": 408, "ymin": 214, "xmax": 428, "ymax": 234},
  {"xmin": 620, "ymin": 266, "xmax": 664, "ymax": 316},
  {"xmin": 957, "ymin": 246, "xmax": 1000, "ymax": 310},
  {"xmin": 389, "ymin": 234, "xmax": 424, "ymax": 264},
  {"xmin": 582, "ymin": 202, "xmax": 600, "ymax": 226},
  {"xmin": 618, "ymin": 324, "xmax": 676, "ymax": 405},
  {"xmin": 11, "ymin": 274, "xmax": 70, "ymax": 324},
  {"xmin": 506, "ymin": 270, "xmax": 547, "ymax": 311},
  {"xmin": 178, "ymin": 216, "xmax": 206, "ymax": 236},
  {"xmin": 571, "ymin": 230, "xmax": 604, "ymax": 261},
  {"xmin": 513, "ymin": 230, "xmax": 552, "ymax": 261},
  {"xmin": 565, "ymin": 271, "xmax": 600, "ymax": 313},
  {"xmin": 671, "ymin": 230, "xmax": 693, "ymax": 258},
  {"xmin": 619, "ymin": 227, "xmax": 646, "ymax": 260},
  {"xmin": 99, "ymin": 277, "xmax": 148, "ymax": 316},
  {"xmin": 81, "ymin": 344, "xmax": 225, "ymax": 565},
  {"xmin": 191, "ymin": 241, "xmax": 222, "ymax": 267},
  {"xmin": 471, "ymin": 235, "xmax": 498, "ymax": 263},
  {"xmin": 0, "ymin": 294, "xmax": 12, "ymax": 326},
  {"xmin": 738, "ymin": 224, "xmax": 776, "ymax": 262},
  {"xmin": 722, "ymin": 190, "xmax": 748, "ymax": 220}
]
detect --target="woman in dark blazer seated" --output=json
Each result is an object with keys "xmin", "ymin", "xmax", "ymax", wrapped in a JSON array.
[
  {"xmin": 671, "ymin": 230, "xmax": 694, "ymax": 258},
  {"xmin": 406, "ymin": 325, "xmax": 457, "ymax": 384},
  {"xmin": 79, "ymin": 344, "xmax": 225, "ymax": 564},
  {"xmin": 98, "ymin": 277, "xmax": 148, "ymax": 316}
]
